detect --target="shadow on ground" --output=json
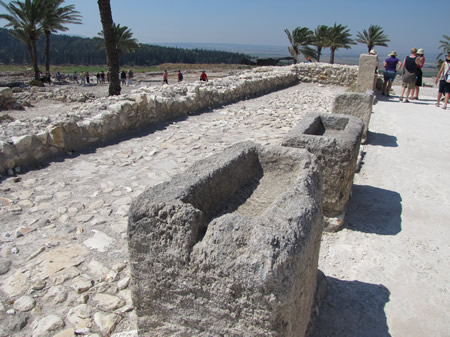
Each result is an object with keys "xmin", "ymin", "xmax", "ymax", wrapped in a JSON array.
[
  {"xmin": 308, "ymin": 276, "xmax": 391, "ymax": 337},
  {"xmin": 344, "ymin": 184, "xmax": 402, "ymax": 235},
  {"xmin": 367, "ymin": 131, "xmax": 398, "ymax": 147}
]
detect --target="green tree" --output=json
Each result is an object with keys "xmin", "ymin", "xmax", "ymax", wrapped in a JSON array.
[
  {"xmin": 312, "ymin": 24, "xmax": 329, "ymax": 62},
  {"xmin": 96, "ymin": 23, "xmax": 139, "ymax": 55},
  {"xmin": 326, "ymin": 23, "xmax": 355, "ymax": 64},
  {"xmin": 0, "ymin": 0, "xmax": 47, "ymax": 80},
  {"xmin": 284, "ymin": 27, "xmax": 316, "ymax": 63},
  {"xmin": 355, "ymin": 24, "xmax": 390, "ymax": 53},
  {"xmin": 41, "ymin": 0, "xmax": 81, "ymax": 72},
  {"xmin": 437, "ymin": 34, "xmax": 450, "ymax": 59},
  {"xmin": 97, "ymin": 0, "xmax": 120, "ymax": 95}
]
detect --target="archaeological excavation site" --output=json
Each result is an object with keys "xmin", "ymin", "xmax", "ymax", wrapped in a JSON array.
[{"xmin": 0, "ymin": 58, "xmax": 385, "ymax": 337}]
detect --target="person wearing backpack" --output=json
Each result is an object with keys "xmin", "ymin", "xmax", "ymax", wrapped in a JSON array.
[
  {"xmin": 435, "ymin": 54, "xmax": 450, "ymax": 110},
  {"xmin": 177, "ymin": 70, "xmax": 183, "ymax": 82}
]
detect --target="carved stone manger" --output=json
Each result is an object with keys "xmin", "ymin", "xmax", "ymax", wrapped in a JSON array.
[
  {"xmin": 282, "ymin": 112, "xmax": 364, "ymax": 222},
  {"xmin": 128, "ymin": 141, "xmax": 324, "ymax": 337}
]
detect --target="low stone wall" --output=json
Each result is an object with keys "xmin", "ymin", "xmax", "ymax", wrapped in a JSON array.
[
  {"xmin": 0, "ymin": 64, "xmax": 358, "ymax": 175},
  {"xmin": 128, "ymin": 141, "xmax": 323, "ymax": 336},
  {"xmin": 295, "ymin": 63, "xmax": 358, "ymax": 86}
]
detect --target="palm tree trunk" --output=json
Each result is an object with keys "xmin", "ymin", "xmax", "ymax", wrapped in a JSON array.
[
  {"xmin": 45, "ymin": 30, "xmax": 51, "ymax": 73},
  {"xmin": 97, "ymin": 0, "xmax": 121, "ymax": 96},
  {"xmin": 31, "ymin": 39, "xmax": 40, "ymax": 80},
  {"xmin": 329, "ymin": 48, "xmax": 335, "ymax": 64},
  {"xmin": 317, "ymin": 47, "xmax": 322, "ymax": 62}
]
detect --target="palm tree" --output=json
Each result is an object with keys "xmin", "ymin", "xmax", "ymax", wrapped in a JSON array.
[
  {"xmin": 355, "ymin": 24, "xmax": 390, "ymax": 53},
  {"xmin": 326, "ymin": 23, "xmax": 355, "ymax": 64},
  {"xmin": 96, "ymin": 23, "xmax": 139, "ymax": 55},
  {"xmin": 312, "ymin": 24, "xmax": 329, "ymax": 62},
  {"xmin": 437, "ymin": 34, "xmax": 450, "ymax": 59},
  {"xmin": 0, "ymin": 0, "xmax": 47, "ymax": 80},
  {"xmin": 41, "ymin": 0, "xmax": 81, "ymax": 73},
  {"xmin": 284, "ymin": 28, "xmax": 299, "ymax": 64},
  {"xmin": 97, "ymin": 0, "xmax": 120, "ymax": 96},
  {"xmin": 284, "ymin": 27, "xmax": 316, "ymax": 63}
]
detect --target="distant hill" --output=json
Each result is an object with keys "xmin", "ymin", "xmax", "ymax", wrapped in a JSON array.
[{"xmin": 0, "ymin": 29, "xmax": 249, "ymax": 66}]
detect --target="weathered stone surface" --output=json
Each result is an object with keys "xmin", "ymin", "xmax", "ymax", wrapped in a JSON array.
[
  {"xmin": 13, "ymin": 295, "xmax": 36, "ymax": 312},
  {"xmin": 67, "ymin": 304, "xmax": 92, "ymax": 328},
  {"xmin": 0, "ymin": 258, "xmax": 11, "ymax": 275},
  {"xmin": 0, "ymin": 312, "xmax": 29, "ymax": 336},
  {"xmin": 331, "ymin": 92, "xmax": 373, "ymax": 142},
  {"xmin": 91, "ymin": 293, "xmax": 125, "ymax": 311},
  {"xmin": 83, "ymin": 230, "xmax": 115, "ymax": 252},
  {"xmin": 31, "ymin": 314, "xmax": 65, "ymax": 337},
  {"xmin": 93, "ymin": 311, "xmax": 122, "ymax": 336},
  {"xmin": 282, "ymin": 113, "xmax": 363, "ymax": 218},
  {"xmin": 128, "ymin": 141, "xmax": 323, "ymax": 336},
  {"xmin": 357, "ymin": 54, "xmax": 377, "ymax": 92}
]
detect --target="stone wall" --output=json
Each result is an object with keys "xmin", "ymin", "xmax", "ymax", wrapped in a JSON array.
[
  {"xmin": 295, "ymin": 63, "xmax": 358, "ymax": 86},
  {"xmin": 128, "ymin": 141, "xmax": 324, "ymax": 336},
  {"xmin": 0, "ymin": 64, "xmax": 358, "ymax": 175}
]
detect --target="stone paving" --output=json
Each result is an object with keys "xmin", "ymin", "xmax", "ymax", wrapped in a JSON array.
[{"xmin": 0, "ymin": 82, "xmax": 344, "ymax": 337}]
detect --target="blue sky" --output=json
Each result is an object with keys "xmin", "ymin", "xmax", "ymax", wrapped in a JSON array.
[{"xmin": 1, "ymin": 0, "xmax": 449, "ymax": 59}]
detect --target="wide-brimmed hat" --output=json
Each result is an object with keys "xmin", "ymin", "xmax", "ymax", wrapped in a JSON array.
[
  {"xmin": 389, "ymin": 51, "xmax": 398, "ymax": 57},
  {"xmin": 417, "ymin": 48, "xmax": 424, "ymax": 55}
]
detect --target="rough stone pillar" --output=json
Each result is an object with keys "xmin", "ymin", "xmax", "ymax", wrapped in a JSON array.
[
  {"xmin": 128, "ymin": 141, "xmax": 324, "ymax": 337},
  {"xmin": 357, "ymin": 54, "xmax": 377, "ymax": 92},
  {"xmin": 282, "ymin": 113, "xmax": 363, "ymax": 227},
  {"xmin": 331, "ymin": 92, "xmax": 373, "ymax": 142}
]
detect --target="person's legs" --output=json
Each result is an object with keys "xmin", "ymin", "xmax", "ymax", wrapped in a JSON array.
[
  {"xmin": 400, "ymin": 85, "xmax": 406, "ymax": 101},
  {"xmin": 386, "ymin": 81, "xmax": 393, "ymax": 96}
]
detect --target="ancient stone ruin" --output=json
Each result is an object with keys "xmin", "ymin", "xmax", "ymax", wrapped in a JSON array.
[
  {"xmin": 356, "ymin": 54, "xmax": 378, "ymax": 92},
  {"xmin": 0, "ymin": 64, "xmax": 358, "ymax": 176},
  {"xmin": 128, "ymin": 141, "xmax": 323, "ymax": 336},
  {"xmin": 331, "ymin": 92, "xmax": 373, "ymax": 142},
  {"xmin": 282, "ymin": 113, "xmax": 363, "ymax": 224}
]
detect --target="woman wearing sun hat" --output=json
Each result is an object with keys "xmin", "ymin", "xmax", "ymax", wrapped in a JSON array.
[
  {"xmin": 382, "ymin": 51, "xmax": 402, "ymax": 96},
  {"xmin": 411, "ymin": 48, "xmax": 425, "ymax": 100}
]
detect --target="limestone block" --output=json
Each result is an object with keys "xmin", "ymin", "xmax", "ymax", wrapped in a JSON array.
[
  {"xmin": 128, "ymin": 141, "xmax": 323, "ymax": 337},
  {"xmin": 357, "ymin": 54, "xmax": 377, "ymax": 92},
  {"xmin": 282, "ymin": 113, "xmax": 363, "ymax": 217},
  {"xmin": 49, "ymin": 124, "xmax": 65, "ymax": 149},
  {"xmin": 331, "ymin": 92, "xmax": 373, "ymax": 142}
]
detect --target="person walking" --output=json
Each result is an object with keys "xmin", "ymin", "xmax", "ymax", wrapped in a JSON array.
[
  {"xmin": 399, "ymin": 48, "xmax": 418, "ymax": 102},
  {"xmin": 411, "ymin": 48, "xmax": 425, "ymax": 100},
  {"xmin": 382, "ymin": 51, "xmax": 401, "ymax": 97},
  {"xmin": 120, "ymin": 70, "xmax": 127, "ymax": 86},
  {"xmin": 435, "ymin": 55, "xmax": 450, "ymax": 110},
  {"xmin": 127, "ymin": 69, "xmax": 134, "ymax": 86},
  {"xmin": 73, "ymin": 71, "xmax": 79, "ymax": 84},
  {"xmin": 163, "ymin": 70, "xmax": 169, "ymax": 85}
]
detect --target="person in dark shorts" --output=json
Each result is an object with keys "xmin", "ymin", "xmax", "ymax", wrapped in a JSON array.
[
  {"xmin": 382, "ymin": 51, "xmax": 401, "ymax": 96},
  {"xmin": 411, "ymin": 48, "xmax": 425, "ymax": 100},
  {"xmin": 435, "ymin": 55, "xmax": 450, "ymax": 110}
]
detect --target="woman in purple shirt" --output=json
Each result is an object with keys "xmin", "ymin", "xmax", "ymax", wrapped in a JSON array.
[{"xmin": 382, "ymin": 51, "xmax": 402, "ymax": 97}]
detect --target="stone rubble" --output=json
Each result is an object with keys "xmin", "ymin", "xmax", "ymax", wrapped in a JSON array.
[
  {"xmin": 0, "ymin": 64, "xmax": 357, "ymax": 176},
  {"xmin": 0, "ymin": 65, "xmax": 352, "ymax": 336}
]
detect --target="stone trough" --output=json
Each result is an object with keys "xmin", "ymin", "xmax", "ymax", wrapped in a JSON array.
[
  {"xmin": 282, "ymin": 113, "xmax": 363, "ymax": 224},
  {"xmin": 128, "ymin": 141, "xmax": 323, "ymax": 336}
]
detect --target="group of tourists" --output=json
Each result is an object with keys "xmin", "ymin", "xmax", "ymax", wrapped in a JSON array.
[
  {"xmin": 162, "ymin": 70, "xmax": 208, "ymax": 85},
  {"xmin": 379, "ymin": 48, "xmax": 450, "ymax": 110}
]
